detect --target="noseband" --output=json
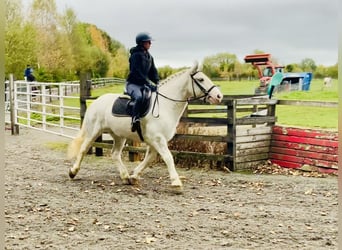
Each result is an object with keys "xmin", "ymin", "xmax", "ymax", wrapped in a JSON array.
[{"xmin": 189, "ymin": 71, "xmax": 217, "ymax": 102}]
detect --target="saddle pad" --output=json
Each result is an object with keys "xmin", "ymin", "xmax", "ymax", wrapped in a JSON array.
[
  {"xmin": 112, "ymin": 93, "xmax": 152, "ymax": 118},
  {"xmin": 112, "ymin": 96, "xmax": 131, "ymax": 117}
]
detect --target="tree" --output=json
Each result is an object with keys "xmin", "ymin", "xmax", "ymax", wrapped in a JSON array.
[
  {"xmin": 158, "ymin": 65, "xmax": 182, "ymax": 80},
  {"xmin": 60, "ymin": 7, "xmax": 77, "ymax": 36},
  {"xmin": 89, "ymin": 47, "xmax": 109, "ymax": 78},
  {"xmin": 202, "ymin": 53, "xmax": 238, "ymax": 79},
  {"xmin": 5, "ymin": 0, "xmax": 37, "ymax": 79},
  {"xmin": 326, "ymin": 64, "xmax": 338, "ymax": 78},
  {"xmin": 108, "ymin": 47, "xmax": 129, "ymax": 78},
  {"xmin": 285, "ymin": 64, "xmax": 294, "ymax": 72},
  {"xmin": 300, "ymin": 58, "xmax": 317, "ymax": 72},
  {"xmin": 30, "ymin": 0, "xmax": 58, "ymax": 28},
  {"xmin": 30, "ymin": 0, "xmax": 62, "ymax": 80}
]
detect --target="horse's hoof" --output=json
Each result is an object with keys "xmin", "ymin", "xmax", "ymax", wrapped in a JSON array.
[
  {"xmin": 169, "ymin": 185, "xmax": 184, "ymax": 195},
  {"xmin": 121, "ymin": 178, "xmax": 130, "ymax": 185},
  {"xmin": 69, "ymin": 169, "xmax": 76, "ymax": 179},
  {"xmin": 128, "ymin": 176, "xmax": 139, "ymax": 185}
]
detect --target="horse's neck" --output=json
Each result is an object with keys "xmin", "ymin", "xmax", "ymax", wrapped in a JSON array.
[
  {"xmin": 160, "ymin": 73, "xmax": 190, "ymax": 101},
  {"xmin": 157, "ymin": 73, "xmax": 190, "ymax": 124}
]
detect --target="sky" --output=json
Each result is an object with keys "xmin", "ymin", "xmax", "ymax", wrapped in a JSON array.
[{"xmin": 49, "ymin": 0, "xmax": 338, "ymax": 68}]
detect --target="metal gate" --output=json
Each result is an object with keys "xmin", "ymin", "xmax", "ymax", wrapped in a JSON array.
[{"xmin": 5, "ymin": 76, "xmax": 81, "ymax": 138}]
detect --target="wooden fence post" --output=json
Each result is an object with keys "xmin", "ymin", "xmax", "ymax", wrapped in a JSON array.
[
  {"xmin": 9, "ymin": 74, "xmax": 19, "ymax": 135},
  {"xmin": 267, "ymin": 102, "xmax": 277, "ymax": 126},
  {"xmin": 128, "ymin": 140, "xmax": 141, "ymax": 162},
  {"xmin": 227, "ymin": 99, "xmax": 236, "ymax": 171},
  {"xmin": 79, "ymin": 72, "xmax": 91, "ymax": 125},
  {"xmin": 80, "ymin": 73, "xmax": 103, "ymax": 156}
]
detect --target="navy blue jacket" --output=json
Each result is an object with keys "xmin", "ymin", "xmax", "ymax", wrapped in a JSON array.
[{"xmin": 126, "ymin": 45, "xmax": 159, "ymax": 86}]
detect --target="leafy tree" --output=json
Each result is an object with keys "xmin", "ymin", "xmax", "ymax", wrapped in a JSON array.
[
  {"xmin": 30, "ymin": 0, "xmax": 58, "ymax": 28},
  {"xmin": 5, "ymin": 0, "xmax": 37, "ymax": 79},
  {"xmin": 203, "ymin": 53, "xmax": 238, "ymax": 79},
  {"xmin": 89, "ymin": 47, "xmax": 109, "ymax": 78},
  {"xmin": 158, "ymin": 66, "xmax": 178, "ymax": 80},
  {"xmin": 29, "ymin": 0, "xmax": 63, "ymax": 81},
  {"xmin": 326, "ymin": 64, "xmax": 338, "ymax": 78},
  {"xmin": 109, "ymin": 47, "xmax": 129, "ymax": 78},
  {"xmin": 59, "ymin": 7, "xmax": 77, "ymax": 35},
  {"xmin": 285, "ymin": 64, "xmax": 294, "ymax": 72},
  {"xmin": 300, "ymin": 58, "xmax": 317, "ymax": 72}
]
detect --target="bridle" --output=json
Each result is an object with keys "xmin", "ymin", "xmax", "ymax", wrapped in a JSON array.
[
  {"xmin": 189, "ymin": 71, "xmax": 217, "ymax": 102},
  {"xmin": 151, "ymin": 71, "xmax": 218, "ymax": 117},
  {"xmin": 156, "ymin": 71, "xmax": 218, "ymax": 103}
]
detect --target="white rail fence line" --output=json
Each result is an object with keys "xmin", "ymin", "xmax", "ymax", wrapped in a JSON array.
[{"xmin": 5, "ymin": 77, "xmax": 125, "ymax": 138}]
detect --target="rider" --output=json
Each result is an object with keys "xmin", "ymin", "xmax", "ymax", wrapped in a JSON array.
[{"xmin": 126, "ymin": 32, "xmax": 159, "ymax": 132}]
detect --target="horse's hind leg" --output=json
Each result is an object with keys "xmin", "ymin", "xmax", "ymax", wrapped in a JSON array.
[
  {"xmin": 69, "ymin": 129, "xmax": 102, "ymax": 179},
  {"xmin": 69, "ymin": 137, "xmax": 95, "ymax": 178},
  {"xmin": 110, "ymin": 135, "xmax": 130, "ymax": 184}
]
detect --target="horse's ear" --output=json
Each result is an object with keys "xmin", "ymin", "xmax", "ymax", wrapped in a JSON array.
[
  {"xmin": 190, "ymin": 61, "xmax": 199, "ymax": 74},
  {"xmin": 198, "ymin": 63, "xmax": 203, "ymax": 71}
]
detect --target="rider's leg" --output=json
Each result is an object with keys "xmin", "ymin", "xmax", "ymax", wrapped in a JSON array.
[{"xmin": 126, "ymin": 84, "xmax": 143, "ymax": 132}]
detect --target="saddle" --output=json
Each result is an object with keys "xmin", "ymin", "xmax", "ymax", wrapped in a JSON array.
[{"xmin": 112, "ymin": 86, "xmax": 152, "ymax": 118}]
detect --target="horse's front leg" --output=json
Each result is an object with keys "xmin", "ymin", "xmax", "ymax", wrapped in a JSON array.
[
  {"xmin": 149, "ymin": 138, "xmax": 183, "ymax": 191},
  {"xmin": 129, "ymin": 146, "xmax": 157, "ymax": 185}
]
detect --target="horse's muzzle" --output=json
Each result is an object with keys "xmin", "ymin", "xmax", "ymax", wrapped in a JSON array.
[{"xmin": 207, "ymin": 88, "xmax": 223, "ymax": 104}]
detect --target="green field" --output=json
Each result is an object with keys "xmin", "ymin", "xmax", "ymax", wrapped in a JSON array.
[
  {"xmin": 214, "ymin": 79, "xmax": 338, "ymax": 129},
  {"xmin": 82, "ymin": 78, "xmax": 338, "ymax": 130}
]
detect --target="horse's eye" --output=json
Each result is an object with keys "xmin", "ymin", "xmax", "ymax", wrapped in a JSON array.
[{"xmin": 197, "ymin": 78, "xmax": 204, "ymax": 82}]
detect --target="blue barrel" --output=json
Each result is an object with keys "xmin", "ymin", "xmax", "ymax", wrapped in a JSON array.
[{"xmin": 301, "ymin": 73, "xmax": 312, "ymax": 91}]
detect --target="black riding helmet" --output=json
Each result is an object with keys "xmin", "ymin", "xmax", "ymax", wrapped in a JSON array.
[{"xmin": 136, "ymin": 32, "xmax": 153, "ymax": 45}]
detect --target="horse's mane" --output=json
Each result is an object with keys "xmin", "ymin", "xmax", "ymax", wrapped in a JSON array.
[{"xmin": 159, "ymin": 68, "xmax": 189, "ymax": 87}]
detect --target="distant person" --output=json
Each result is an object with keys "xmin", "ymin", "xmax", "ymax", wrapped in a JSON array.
[
  {"xmin": 125, "ymin": 32, "xmax": 159, "ymax": 132},
  {"xmin": 24, "ymin": 65, "xmax": 35, "ymax": 82},
  {"xmin": 24, "ymin": 65, "xmax": 37, "ymax": 95}
]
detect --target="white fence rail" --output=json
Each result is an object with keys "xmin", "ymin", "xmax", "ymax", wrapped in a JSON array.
[{"xmin": 5, "ymin": 77, "xmax": 125, "ymax": 138}]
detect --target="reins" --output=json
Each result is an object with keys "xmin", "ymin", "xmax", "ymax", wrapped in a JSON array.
[{"xmin": 151, "ymin": 71, "xmax": 218, "ymax": 117}]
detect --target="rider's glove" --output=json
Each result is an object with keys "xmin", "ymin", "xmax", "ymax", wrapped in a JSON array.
[{"xmin": 149, "ymin": 84, "xmax": 158, "ymax": 92}]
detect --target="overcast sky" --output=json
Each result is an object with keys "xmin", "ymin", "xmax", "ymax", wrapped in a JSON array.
[{"xmin": 51, "ymin": 0, "xmax": 338, "ymax": 68}]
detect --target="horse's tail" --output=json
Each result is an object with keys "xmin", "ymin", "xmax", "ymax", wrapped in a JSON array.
[{"xmin": 67, "ymin": 126, "xmax": 86, "ymax": 160}]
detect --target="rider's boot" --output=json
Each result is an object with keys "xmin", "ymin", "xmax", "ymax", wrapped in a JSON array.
[
  {"xmin": 131, "ymin": 97, "xmax": 142, "ymax": 132},
  {"xmin": 131, "ymin": 116, "xmax": 140, "ymax": 132}
]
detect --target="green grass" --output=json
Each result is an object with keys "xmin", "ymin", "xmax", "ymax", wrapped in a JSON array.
[
  {"xmin": 214, "ymin": 79, "xmax": 338, "ymax": 129},
  {"xmin": 275, "ymin": 80, "xmax": 338, "ymax": 130},
  {"xmin": 214, "ymin": 80, "xmax": 257, "ymax": 95},
  {"xmin": 274, "ymin": 79, "xmax": 337, "ymax": 129},
  {"xmin": 61, "ymin": 84, "xmax": 125, "ymax": 108},
  {"xmin": 274, "ymin": 106, "xmax": 337, "ymax": 129}
]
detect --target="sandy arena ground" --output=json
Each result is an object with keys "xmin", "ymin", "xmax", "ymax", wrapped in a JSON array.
[{"xmin": 5, "ymin": 128, "xmax": 338, "ymax": 249}]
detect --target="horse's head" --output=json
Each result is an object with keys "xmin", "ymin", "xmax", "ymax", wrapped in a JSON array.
[{"xmin": 189, "ymin": 62, "xmax": 223, "ymax": 104}]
